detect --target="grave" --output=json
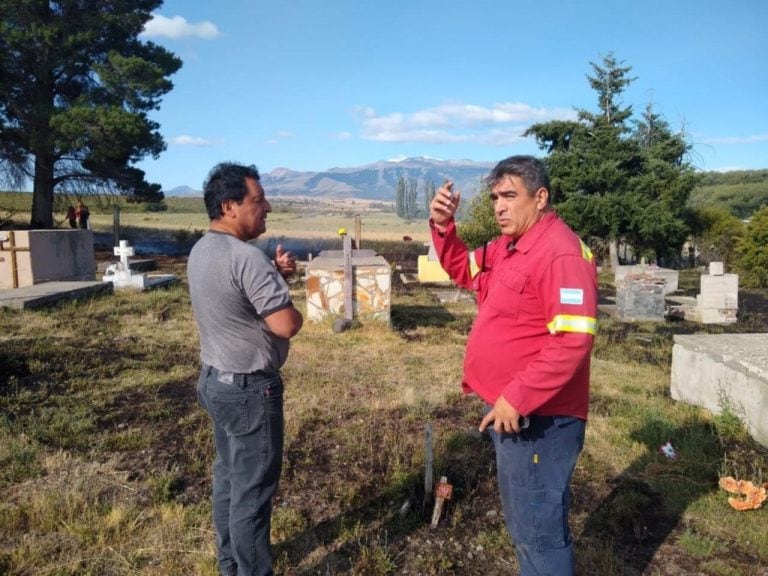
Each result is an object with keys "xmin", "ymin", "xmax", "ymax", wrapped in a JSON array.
[
  {"xmin": 102, "ymin": 239, "xmax": 177, "ymax": 291},
  {"xmin": 305, "ymin": 247, "xmax": 391, "ymax": 323},
  {"xmin": 0, "ymin": 229, "xmax": 95, "ymax": 290},
  {"xmin": 671, "ymin": 333, "xmax": 768, "ymax": 448},
  {"xmin": 696, "ymin": 262, "xmax": 739, "ymax": 324},
  {"xmin": 616, "ymin": 273, "xmax": 666, "ymax": 322},
  {"xmin": 417, "ymin": 242, "xmax": 450, "ymax": 283},
  {"xmin": 614, "ymin": 263, "xmax": 679, "ymax": 295}
]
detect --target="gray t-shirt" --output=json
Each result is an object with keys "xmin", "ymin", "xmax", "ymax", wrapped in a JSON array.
[{"xmin": 187, "ymin": 231, "xmax": 293, "ymax": 373}]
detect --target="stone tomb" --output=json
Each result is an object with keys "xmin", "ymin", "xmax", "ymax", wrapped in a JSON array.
[
  {"xmin": 306, "ymin": 249, "xmax": 391, "ymax": 323},
  {"xmin": 614, "ymin": 264, "xmax": 679, "ymax": 295},
  {"xmin": 696, "ymin": 262, "xmax": 738, "ymax": 324},
  {"xmin": 616, "ymin": 273, "xmax": 667, "ymax": 322},
  {"xmin": 671, "ymin": 333, "xmax": 768, "ymax": 448},
  {"xmin": 0, "ymin": 229, "xmax": 95, "ymax": 290},
  {"xmin": 417, "ymin": 242, "xmax": 450, "ymax": 283}
]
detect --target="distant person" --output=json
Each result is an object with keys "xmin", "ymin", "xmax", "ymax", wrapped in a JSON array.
[
  {"xmin": 66, "ymin": 205, "xmax": 77, "ymax": 228},
  {"xmin": 188, "ymin": 162, "xmax": 303, "ymax": 576},
  {"xmin": 428, "ymin": 155, "xmax": 598, "ymax": 575},
  {"xmin": 75, "ymin": 201, "xmax": 89, "ymax": 229}
]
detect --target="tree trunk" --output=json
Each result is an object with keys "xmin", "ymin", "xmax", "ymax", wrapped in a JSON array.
[
  {"xmin": 608, "ymin": 237, "xmax": 620, "ymax": 270},
  {"xmin": 30, "ymin": 149, "xmax": 55, "ymax": 229}
]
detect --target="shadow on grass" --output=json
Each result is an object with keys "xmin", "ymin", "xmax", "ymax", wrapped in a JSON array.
[
  {"xmin": 579, "ymin": 417, "xmax": 722, "ymax": 575},
  {"xmin": 390, "ymin": 303, "xmax": 457, "ymax": 331},
  {"xmin": 276, "ymin": 402, "xmax": 496, "ymax": 575}
]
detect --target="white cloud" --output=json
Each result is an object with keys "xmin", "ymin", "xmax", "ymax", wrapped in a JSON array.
[
  {"xmin": 141, "ymin": 14, "xmax": 220, "ymax": 40},
  {"xmin": 356, "ymin": 102, "xmax": 576, "ymax": 145},
  {"xmin": 331, "ymin": 131, "xmax": 353, "ymax": 140},
  {"xmin": 701, "ymin": 134, "xmax": 768, "ymax": 145},
  {"xmin": 170, "ymin": 135, "xmax": 217, "ymax": 147},
  {"xmin": 275, "ymin": 130, "xmax": 294, "ymax": 139}
]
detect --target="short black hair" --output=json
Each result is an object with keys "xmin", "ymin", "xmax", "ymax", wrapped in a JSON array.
[
  {"xmin": 203, "ymin": 162, "xmax": 261, "ymax": 220},
  {"xmin": 485, "ymin": 155, "xmax": 551, "ymax": 205}
]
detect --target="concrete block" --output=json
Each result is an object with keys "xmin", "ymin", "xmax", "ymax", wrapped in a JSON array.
[
  {"xmin": 709, "ymin": 261, "xmax": 724, "ymax": 276},
  {"xmin": 616, "ymin": 274, "xmax": 666, "ymax": 321},
  {"xmin": 0, "ymin": 229, "xmax": 95, "ymax": 289},
  {"xmin": 671, "ymin": 334, "xmax": 768, "ymax": 448}
]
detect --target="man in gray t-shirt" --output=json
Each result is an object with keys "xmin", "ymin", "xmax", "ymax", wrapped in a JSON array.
[{"xmin": 188, "ymin": 162, "xmax": 303, "ymax": 576}]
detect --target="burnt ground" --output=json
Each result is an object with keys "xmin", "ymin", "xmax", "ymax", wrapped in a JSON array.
[{"xmin": 34, "ymin": 253, "xmax": 768, "ymax": 574}]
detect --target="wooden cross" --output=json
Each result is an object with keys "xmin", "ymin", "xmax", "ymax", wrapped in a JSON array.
[{"xmin": 0, "ymin": 231, "xmax": 30, "ymax": 289}]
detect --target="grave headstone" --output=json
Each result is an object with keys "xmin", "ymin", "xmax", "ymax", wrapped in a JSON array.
[
  {"xmin": 616, "ymin": 273, "xmax": 666, "ymax": 322},
  {"xmin": 695, "ymin": 261, "xmax": 738, "ymax": 324},
  {"xmin": 102, "ymin": 239, "xmax": 177, "ymax": 291}
]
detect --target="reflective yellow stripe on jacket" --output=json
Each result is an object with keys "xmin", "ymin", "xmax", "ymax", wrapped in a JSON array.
[
  {"xmin": 468, "ymin": 251, "xmax": 480, "ymax": 278},
  {"xmin": 547, "ymin": 314, "xmax": 597, "ymax": 336}
]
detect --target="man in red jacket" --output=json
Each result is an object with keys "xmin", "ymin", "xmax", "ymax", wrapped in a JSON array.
[{"xmin": 429, "ymin": 155, "xmax": 598, "ymax": 576}]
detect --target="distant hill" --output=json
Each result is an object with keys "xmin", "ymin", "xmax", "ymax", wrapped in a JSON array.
[
  {"xmin": 165, "ymin": 185, "xmax": 202, "ymax": 197},
  {"xmin": 164, "ymin": 157, "xmax": 495, "ymax": 200}
]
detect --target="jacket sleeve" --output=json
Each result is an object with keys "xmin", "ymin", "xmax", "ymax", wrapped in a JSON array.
[
  {"xmin": 501, "ymin": 252, "xmax": 598, "ymax": 415},
  {"xmin": 430, "ymin": 219, "xmax": 478, "ymax": 291}
]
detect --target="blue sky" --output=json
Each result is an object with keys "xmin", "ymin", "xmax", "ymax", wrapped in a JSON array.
[{"xmin": 137, "ymin": 0, "xmax": 768, "ymax": 192}]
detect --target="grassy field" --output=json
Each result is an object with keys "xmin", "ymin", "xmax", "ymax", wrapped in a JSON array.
[
  {"xmin": 1, "ymin": 205, "xmax": 768, "ymax": 575},
  {"xmin": 0, "ymin": 192, "xmax": 427, "ymax": 243}
]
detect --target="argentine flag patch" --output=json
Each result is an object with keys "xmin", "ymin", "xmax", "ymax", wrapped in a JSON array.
[{"xmin": 560, "ymin": 288, "xmax": 584, "ymax": 305}]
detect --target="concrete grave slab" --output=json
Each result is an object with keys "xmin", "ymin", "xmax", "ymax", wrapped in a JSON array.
[
  {"xmin": 671, "ymin": 333, "xmax": 768, "ymax": 448},
  {"xmin": 0, "ymin": 281, "xmax": 112, "ymax": 310}
]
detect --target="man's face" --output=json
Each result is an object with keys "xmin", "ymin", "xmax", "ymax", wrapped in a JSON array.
[
  {"xmin": 489, "ymin": 174, "xmax": 548, "ymax": 239},
  {"xmin": 227, "ymin": 177, "xmax": 271, "ymax": 240}
]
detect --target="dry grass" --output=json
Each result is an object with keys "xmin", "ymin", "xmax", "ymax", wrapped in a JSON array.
[{"xmin": 1, "ymin": 226, "xmax": 767, "ymax": 574}]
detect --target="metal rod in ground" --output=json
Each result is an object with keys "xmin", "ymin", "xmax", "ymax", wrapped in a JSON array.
[
  {"xmin": 424, "ymin": 423, "xmax": 433, "ymax": 506},
  {"xmin": 355, "ymin": 214, "xmax": 362, "ymax": 249},
  {"xmin": 113, "ymin": 205, "xmax": 121, "ymax": 248},
  {"xmin": 343, "ymin": 233, "xmax": 353, "ymax": 320}
]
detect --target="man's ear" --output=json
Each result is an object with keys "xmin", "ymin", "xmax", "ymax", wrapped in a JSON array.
[
  {"xmin": 535, "ymin": 187, "xmax": 549, "ymax": 210},
  {"xmin": 220, "ymin": 199, "xmax": 234, "ymax": 217}
]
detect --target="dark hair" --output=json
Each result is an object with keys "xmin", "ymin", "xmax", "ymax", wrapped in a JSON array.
[
  {"xmin": 203, "ymin": 162, "xmax": 261, "ymax": 219},
  {"xmin": 485, "ymin": 155, "xmax": 551, "ymax": 205}
]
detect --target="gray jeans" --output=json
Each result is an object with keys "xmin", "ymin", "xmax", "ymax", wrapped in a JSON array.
[{"xmin": 197, "ymin": 365, "xmax": 284, "ymax": 576}]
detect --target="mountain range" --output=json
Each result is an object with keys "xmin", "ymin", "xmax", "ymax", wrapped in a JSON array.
[{"xmin": 164, "ymin": 157, "xmax": 495, "ymax": 200}]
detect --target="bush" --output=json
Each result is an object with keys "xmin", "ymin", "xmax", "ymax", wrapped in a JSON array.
[{"xmin": 734, "ymin": 205, "xmax": 768, "ymax": 288}]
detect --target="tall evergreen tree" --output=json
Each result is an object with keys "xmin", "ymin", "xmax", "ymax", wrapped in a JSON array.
[
  {"xmin": 395, "ymin": 175, "xmax": 406, "ymax": 218},
  {"xmin": 424, "ymin": 179, "xmax": 436, "ymax": 218},
  {"xmin": 0, "ymin": 1, "xmax": 182, "ymax": 228},
  {"xmin": 526, "ymin": 53, "xmax": 696, "ymax": 264},
  {"xmin": 406, "ymin": 177, "xmax": 418, "ymax": 219}
]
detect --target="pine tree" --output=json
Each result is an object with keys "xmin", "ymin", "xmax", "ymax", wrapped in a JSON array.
[{"xmin": 0, "ymin": 1, "xmax": 182, "ymax": 227}]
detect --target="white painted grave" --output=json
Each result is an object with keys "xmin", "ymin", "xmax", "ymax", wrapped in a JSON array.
[{"xmin": 102, "ymin": 239, "xmax": 177, "ymax": 291}]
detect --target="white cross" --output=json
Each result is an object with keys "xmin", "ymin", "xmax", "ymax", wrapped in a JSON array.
[{"xmin": 114, "ymin": 240, "xmax": 134, "ymax": 271}]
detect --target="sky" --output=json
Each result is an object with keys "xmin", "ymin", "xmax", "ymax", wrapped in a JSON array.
[{"xmin": 136, "ymin": 0, "xmax": 768, "ymax": 192}]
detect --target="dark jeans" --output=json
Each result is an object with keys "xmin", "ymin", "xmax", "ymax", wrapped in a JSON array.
[
  {"xmin": 197, "ymin": 365, "xmax": 284, "ymax": 576},
  {"xmin": 488, "ymin": 415, "xmax": 586, "ymax": 576}
]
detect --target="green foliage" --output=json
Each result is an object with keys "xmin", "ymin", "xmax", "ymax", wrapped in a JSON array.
[
  {"xmin": 734, "ymin": 205, "xmax": 768, "ymax": 288},
  {"xmin": 688, "ymin": 172, "xmax": 768, "ymax": 219},
  {"xmin": 456, "ymin": 188, "xmax": 499, "ymax": 249},
  {"xmin": 0, "ymin": 1, "xmax": 182, "ymax": 227},
  {"xmin": 395, "ymin": 175, "xmax": 419, "ymax": 219},
  {"xmin": 526, "ymin": 53, "xmax": 698, "ymax": 262},
  {"xmin": 687, "ymin": 206, "xmax": 745, "ymax": 267}
]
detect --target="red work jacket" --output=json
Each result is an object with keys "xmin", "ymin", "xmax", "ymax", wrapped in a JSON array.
[{"xmin": 431, "ymin": 211, "xmax": 598, "ymax": 420}]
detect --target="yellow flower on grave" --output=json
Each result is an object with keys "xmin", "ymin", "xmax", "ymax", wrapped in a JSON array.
[{"xmin": 338, "ymin": 227, "xmax": 347, "ymax": 236}]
